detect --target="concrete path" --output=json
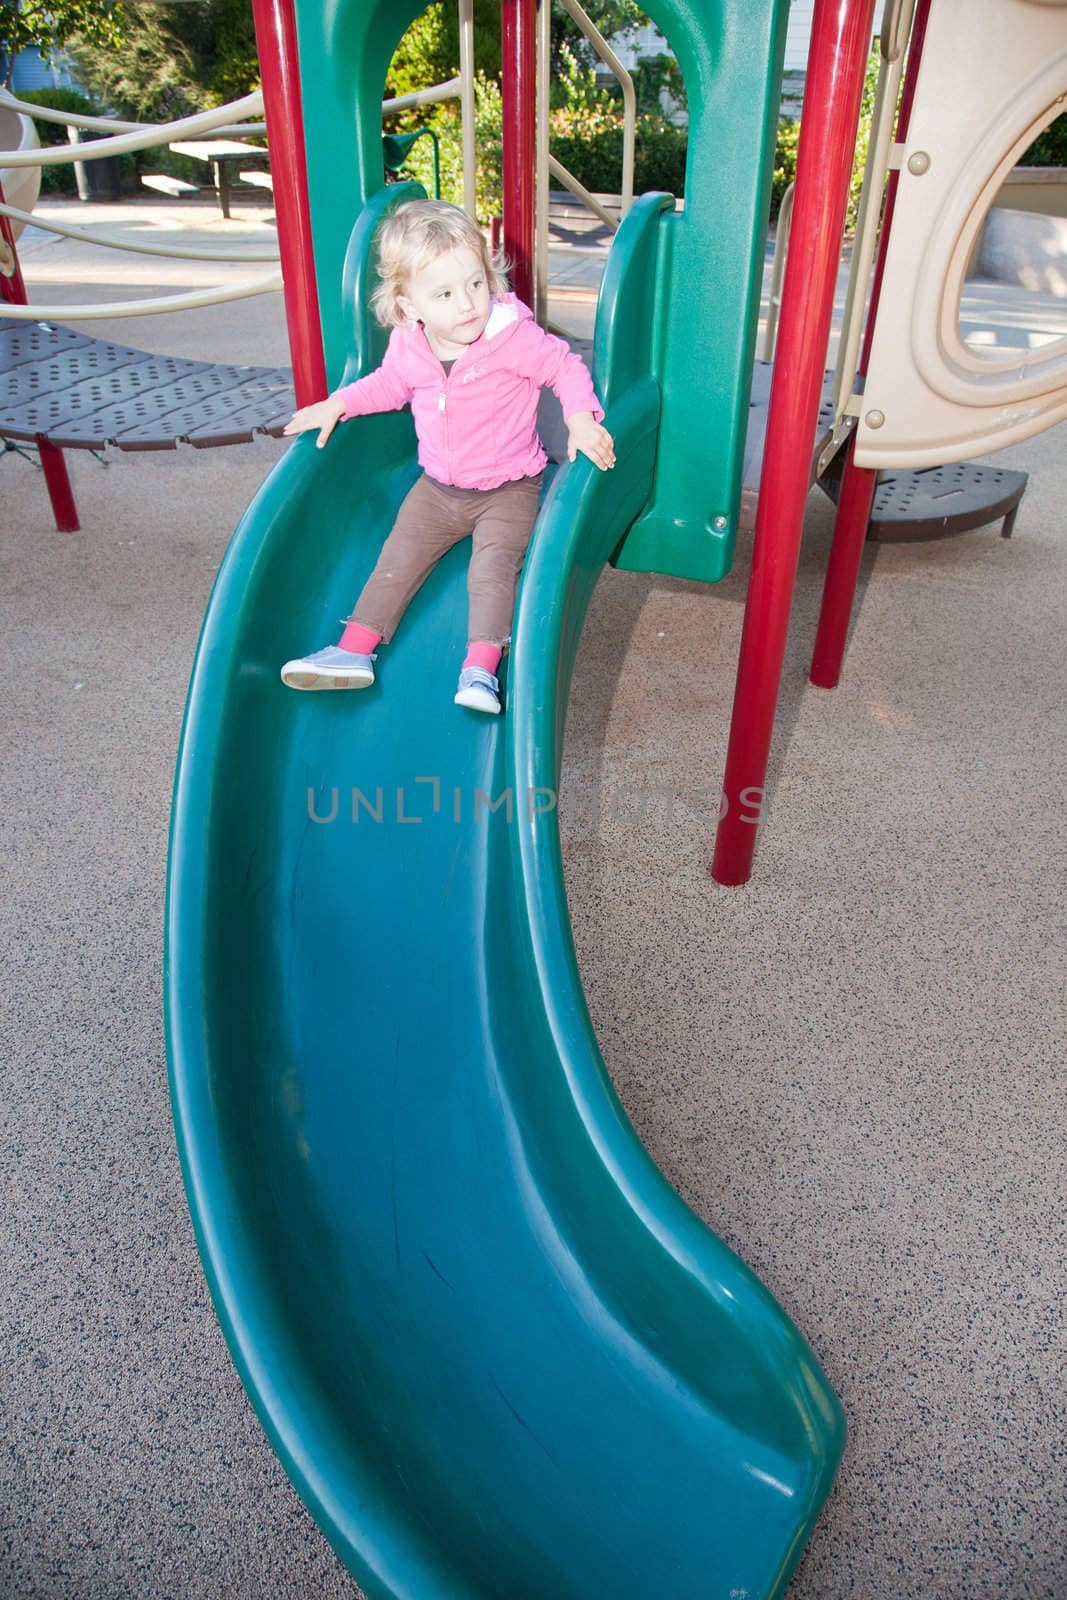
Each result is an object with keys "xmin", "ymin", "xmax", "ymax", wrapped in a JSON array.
[{"xmin": 2, "ymin": 197, "xmax": 1064, "ymax": 1600}]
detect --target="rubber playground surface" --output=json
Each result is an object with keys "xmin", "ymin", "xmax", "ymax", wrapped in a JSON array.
[{"xmin": 1, "ymin": 197, "xmax": 1065, "ymax": 1598}]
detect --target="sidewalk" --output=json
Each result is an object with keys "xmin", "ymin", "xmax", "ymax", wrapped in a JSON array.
[{"xmin": 2, "ymin": 197, "xmax": 1064, "ymax": 1600}]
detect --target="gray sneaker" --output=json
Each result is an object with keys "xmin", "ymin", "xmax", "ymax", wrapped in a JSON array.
[
  {"xmin": 280, "ymin": 646, "xmax": 377, "ymax": 691},
  {"xmin": 454, "ymin": 664, "xmax": 501, "ymax": 714}
]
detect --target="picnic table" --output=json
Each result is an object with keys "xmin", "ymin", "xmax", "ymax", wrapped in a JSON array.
[{"xmin": 169, "ymin": 139, "xmax": 270, "ymax": 218}]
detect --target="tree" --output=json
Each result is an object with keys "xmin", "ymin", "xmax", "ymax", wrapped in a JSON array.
[
  {"xmin": 1, "ymin": 0, "xmax": 128, "ymax": 90},
  {"xmin": 550, "ymin": 0, "xmax": 648, "ymax": 77},
  {"xmin": 65, "ymin": 0, "xmax": 260, "ymax": 120},
  {"xmin": 386, "ymin": 0, "xmax": 501, "ymax": 105},
  {"xmin": 386, "ymin": 0, "xmax": 652, "ymax": 107}
]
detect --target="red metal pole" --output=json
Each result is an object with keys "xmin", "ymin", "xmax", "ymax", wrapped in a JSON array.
[
  {"xmin": 500, "ymin": 0, "xmax": 536, "ymax": 309},
  {"xmin": 808, "ymin": 438, "xmax": 877, "ymax": 685},
  {"xmin": 0, "ymin": 179, "xmax": 80, "ymax": 533},
  {"xmin": 249, "ymin": 0, "xmax": 327, "ymax": 408},
  {"xmin": 809, "ymin": 0, "xmax": 931, "ymax": 689},
  {"xmin": 711, "ymin": 0, "xmax": 877, "ymax": 887}
]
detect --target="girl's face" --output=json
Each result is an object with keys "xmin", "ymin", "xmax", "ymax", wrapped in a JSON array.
[{"xmin": 398, "ymin": 244, "xmax": 492, "ymax": 360}]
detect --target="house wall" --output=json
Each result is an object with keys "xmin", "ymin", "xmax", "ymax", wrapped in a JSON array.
[{"xmin": 6, "ymin": 46, "xmax": 80, "ymax": 95}]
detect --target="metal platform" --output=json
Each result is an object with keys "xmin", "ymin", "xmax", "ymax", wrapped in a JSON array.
[
  {"xmin": 816, "ymin": 453, "xmax": 1028, "ymax": 541},
  {"xmin": 0, "ymin": 319, "xmax": 294, "ymax": 451}
]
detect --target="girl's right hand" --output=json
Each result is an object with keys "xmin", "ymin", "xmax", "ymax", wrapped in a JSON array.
[{"xmin": 282, "ymin": 393, "xmax": 347, "ymax": 448}]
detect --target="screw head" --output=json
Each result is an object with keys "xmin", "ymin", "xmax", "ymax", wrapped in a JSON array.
[
  {"xmin": 712, "ymin": 515, "xmax": 728, "ymax": 531},
  {"xmin": 864, "ymin": 409, "xmax": 886, "ymax": 429},
  {"xmin": 907, "ymin": 150, "xmax": 931, "ymax": 176}
]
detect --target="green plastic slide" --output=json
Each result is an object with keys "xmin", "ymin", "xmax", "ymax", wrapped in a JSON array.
[{"xmin": 165, "ymin": 187, "xmax": 844, "ymax": 1599}]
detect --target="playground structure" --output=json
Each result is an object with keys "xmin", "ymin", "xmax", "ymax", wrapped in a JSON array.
[
  {"xmin": 2, "ymin": 0, "xmax": 1063, "ymax": 1594},
  {"xmin": 0, "ymin": 89, "xmax": 294, "ymax": 529},
  {"xmin": 0, "ymin": 42, "xmax": 491, "ymax": 519}
]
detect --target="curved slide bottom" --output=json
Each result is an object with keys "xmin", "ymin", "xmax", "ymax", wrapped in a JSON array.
[{"xmin": 165, "ymin": 378, "xmax": 845, "ymax": 1598}]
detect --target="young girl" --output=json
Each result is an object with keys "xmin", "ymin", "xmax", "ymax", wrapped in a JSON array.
[{"xmin": 280, "ymin": 199, "xmax": 615, "ymax": 715}]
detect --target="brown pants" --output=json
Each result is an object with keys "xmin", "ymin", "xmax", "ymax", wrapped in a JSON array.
[{"xmin": 348, "ymin": 471, "xmax": 543, "ymax": 648}]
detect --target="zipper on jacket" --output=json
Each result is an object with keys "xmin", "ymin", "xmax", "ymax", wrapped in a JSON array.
[{"xmin": 440, "ymin": 360, "xmax": 452, "ymax": 477}]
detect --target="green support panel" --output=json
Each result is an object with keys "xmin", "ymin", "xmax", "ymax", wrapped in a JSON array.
[
  {"xmin": 609, "ymin": 0, "xmax": 790, "ymax": 581},
  {"xmin": 295, "ymin": 0, "xmax": 788, "ymax": 583}
]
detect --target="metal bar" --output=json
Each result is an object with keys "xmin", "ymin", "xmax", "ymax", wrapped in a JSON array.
[
  {"xmin": 831, "ymin": 2, "xmax": 914, "ymax": 417},
  {"xmin": 382, "ymin": 77, "xmax": 463, "ymax": 116},
  {"xmin": 66, "ymin": 125, "xmax": 89, "ymax": 202},
  {"xmin": 547, "ymin": 156, "xmax": 620, "ymax": 230},
  {"xmin": 809, "ymin": 0, "xmax": 930, "ymax": 691},
  {"xmin": 761, "ymin": 180, "xmax": 793, "ymax": 362},
  {"xmin": 0, "ymin": 87, "xmax": 266, "ymax": 138},
  {"xmin": 0, "ymin": 272, "xmax": 283, "ymax": 319},
  {"xmin": 859, "ymin": 0, "xmax": 932, "ymax": 374},
  {"xmin": 0, "ymin": 200, "xmax": 280, "ymax": 260},
  {"xmin": 711, "ymin": 0, "xmax": 878, "ymax": 888},
  {"xmin": 0, "ymin": 176, "xmax": 79, "ymax": 532},
  {"xmin": 557, "ymin": 0, "xmax": 635, "ymax": 214},
  {"xmin": 501, "ymin": 0, "xmax": 537, "ymax": 307},
  {"xmin": 250, "ymin": 0, "xmax": 327, "ymax": 409},
  {"xmin": 429, "ymin": 130, "xmax": 442, "ymax": 200},
  {"xmin": 458, "ymin": 0, "xmax": 477, "ymax": 217},
  {"xmin": 0, "ymin": 93, "xmax": 265, "ymax": 165}
]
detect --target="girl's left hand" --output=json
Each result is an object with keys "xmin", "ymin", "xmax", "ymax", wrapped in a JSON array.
[{"xmin": 566, "ymin": 412, "xmax": 616, "ymax": 471}]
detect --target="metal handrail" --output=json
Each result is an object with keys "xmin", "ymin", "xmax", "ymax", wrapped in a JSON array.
[
  {"xmin": 380, "ymin": 48, "xmax": 475, "ymax": 220},
  {"xmin": 458, "ymin": 0, "xmax": 476, "ymax": 217},
  {"xmin": 0, "ymin": 198, "xmax": 280, "ymax": 261},
  {"xmin": 0, "ymin": 271, "xmax": 282, "ymax": 320},
  {"xmin": 761, "ymin": 180, "xmax": 794, "ymax": 361},
  {"xmin": 0, "ymin": 92, "xmax": 265, "ymax": 165},
  {"xmin": 0, "ymin": 89, "xmax": 266, "ymax": 139},
  {"xmin": 547, "ymin": 158, "xmax": 620, "ymax": 230},
  {"xmin": 382, "ymin": 77, "xmax": 462, "ymax": 116},
  {"xmin": 831, "ymin": 0, "xmax": 916, "ymax": 417},
  {"xmin": 534, "ymin": 0, "xmax": 636, "ymax": 321},
  {"xmin": 557, "ymin": 0, "xmax": 635, "ymax": 214}
]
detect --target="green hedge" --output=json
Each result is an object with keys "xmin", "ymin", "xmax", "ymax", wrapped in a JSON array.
[
  {"xmin": 550, "ymin": 108, "xmax": 688, "ymax": 199},
  {"xmin": 1019, "ymin": 112, "xmax": 1067, "ymax": 168},
  {"xmin": 770, "ymin": 117, "xmax": 799, "ymax": 222}
]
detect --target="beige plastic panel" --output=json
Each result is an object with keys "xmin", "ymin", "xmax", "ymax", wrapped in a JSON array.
[{"xmin": 855, "ymin": 0, "xmax": 1067, "ymax": 470}]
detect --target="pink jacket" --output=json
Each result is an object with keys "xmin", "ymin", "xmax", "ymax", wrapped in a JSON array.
[{"xmin": 337, "ymin": 294, "xmax": 604, "ymax": 491}]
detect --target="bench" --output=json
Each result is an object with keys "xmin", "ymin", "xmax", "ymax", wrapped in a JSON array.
[{"xmin": 140, "ymin": 174, "xmax": 200, "ymax": 199}]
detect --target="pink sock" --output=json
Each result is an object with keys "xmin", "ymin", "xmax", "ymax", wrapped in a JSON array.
[
  {"xmin": 464, "ymin": 642, "xmax": 502, "ymax": 675},
  {"xmin": 339, "ymin": 622, "xmax": 382, "ymax": 655}
]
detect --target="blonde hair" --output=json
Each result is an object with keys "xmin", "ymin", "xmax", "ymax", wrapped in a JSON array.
[{"xmin": 370, "ymin": 199, "xmax": 509, "ymax": 328}]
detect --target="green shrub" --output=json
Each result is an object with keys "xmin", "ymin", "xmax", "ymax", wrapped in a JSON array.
[
  {"xmin": 389, "ymin": 73, "xmax": 504, "ymax": 223},
  {"xmin": 770, "ymin": 117, "xmax": 798, "ymax": 222},
  {"xmin": 1019, "ymin": 112, "xmax": 1067, "ymax": 168},
  {"xmin": 550, "ymin": 107, "xmax": 687, "ymax": 198},
  {"xmin": 772, "ymin": 46, "xmax": 880, "ymax": 232},
  {"xmin": 548, "ymin": 44, "xmax": 687, "ymax": 199}
]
